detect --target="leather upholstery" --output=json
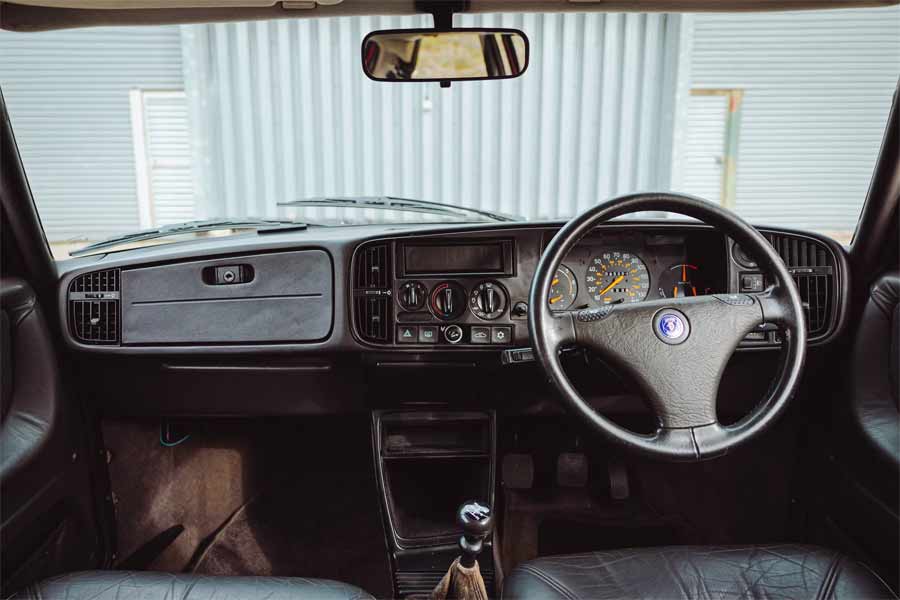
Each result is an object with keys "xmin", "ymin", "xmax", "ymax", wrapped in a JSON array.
[
  {"xmin": 10, "ymin": 571, "xmax": 375, "ymax": 600},
  {"xmin": 0, "ymin": 278, "xmax": 59, "ymax": 481},
  {"xmin": 503, "ymin": 545, "xmax": 896, "ymax": 599},
  {"xmin": 850, "ymin": 272, "xmax": 900, "ymax": 467}
]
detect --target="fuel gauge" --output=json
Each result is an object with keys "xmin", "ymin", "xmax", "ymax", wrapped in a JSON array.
[{"xmin": 548, "ymin": 265, "xmax": 578, "ymax": 311}]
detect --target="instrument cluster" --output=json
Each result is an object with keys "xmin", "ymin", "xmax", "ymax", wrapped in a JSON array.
[{"xmin": 546, "ymin": 232, "xmax": 726, "ymax": 311}]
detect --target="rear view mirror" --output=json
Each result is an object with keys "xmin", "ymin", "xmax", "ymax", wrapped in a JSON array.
[{"xmin": 362, "ymin": 28, "xmax": 529, "ymax": 83}]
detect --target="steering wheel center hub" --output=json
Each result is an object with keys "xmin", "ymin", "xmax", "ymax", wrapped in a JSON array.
[{"xmin": 654, "ymin": 310, "xmax": 690, "ymax": 344}]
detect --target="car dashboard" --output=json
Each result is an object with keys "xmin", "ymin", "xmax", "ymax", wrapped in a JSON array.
[{"xmin": 59, "ymin": 220, "xmax": 846, "ymax": 355}]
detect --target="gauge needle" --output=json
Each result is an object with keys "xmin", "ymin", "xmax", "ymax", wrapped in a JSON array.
[
  {"xmin": 598, "ymin": 275, "xmax": 625, "ymax": 297},
  {"xmin": 549, "ymin": 295, "xmax": 563, "ymax": 304}
]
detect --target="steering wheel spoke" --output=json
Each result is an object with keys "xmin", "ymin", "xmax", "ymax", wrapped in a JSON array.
[{"xmin": 754, "ymin": 284, "xmax": 803, "ymax": 329}]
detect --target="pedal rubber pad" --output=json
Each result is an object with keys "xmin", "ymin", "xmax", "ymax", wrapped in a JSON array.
[
  {"xmin": 608, "ymin": 460, "xmax": 630, "ymax": 500},
  {"xmin": 502, "ymin": 453, "xmax": 534, "ymax": 489},
  {"xmin": 557, "ymin": 452, "xmax": 589, "ymax": 488}
]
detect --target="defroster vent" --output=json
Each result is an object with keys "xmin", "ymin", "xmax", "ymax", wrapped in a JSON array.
[
  {"xmin": 68, "ymin": 269, "xmax": 120, "ymax": 344},
  {"xmin": 353, "ymin": 243, "xmax": 392, "ymax": 344}
]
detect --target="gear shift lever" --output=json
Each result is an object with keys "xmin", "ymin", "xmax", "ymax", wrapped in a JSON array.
[
  {"xmin": 458, "ymin": 500, "xmax": 493, "ymax": 568},
  {"xmin": 431, "ymin": 500, "xmax": 493, "ymax": 600}
]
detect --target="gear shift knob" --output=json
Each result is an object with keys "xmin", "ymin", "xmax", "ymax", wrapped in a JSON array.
[{"xmin": 457, "ymin": 500, "xmax": 493, "ymax": 568}]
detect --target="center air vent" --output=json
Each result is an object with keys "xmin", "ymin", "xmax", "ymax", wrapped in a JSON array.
[
  {"xmin": 68, "ymin": 269, "xmax": 120, "ymax": 344},
  {"xmin": 353, "ymin": 243, "xmax": 392, "ymax": 344},
  {"xmin": 356, "ymin": 243, "xmax": 390, "ymax": 289}
]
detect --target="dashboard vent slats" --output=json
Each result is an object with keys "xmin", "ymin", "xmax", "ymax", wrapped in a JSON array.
[
  {"xmin": 759, "ymin": 232, "xmax": 835, "ymax": 338},
  {"xmin": 355, "ymin": 296, "xmax": 390, "ymax": 343},
  {"xmin": 356, "ymin": 244, "xmax": 390, "ymax": 288},
  {"xmin": 68, "ymin": 268, "xmax": 120, "ymax": 344},
  {"xmin": 764, "ymin": 233, "xmax": 830, "ymax": 268},
  {"xmin": 793, "ymin": 272, "xmax": 832, "ymax": 335},
  {"xmin": 353, "ymin": 243, "xmax": 393, "ymax": 344}
]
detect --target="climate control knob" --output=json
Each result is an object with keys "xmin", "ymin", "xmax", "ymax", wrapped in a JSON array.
[
  {"xmin": 430, "ymin": 281, "xmax": 467, "ymax": 321},
  {"xmin": 398, "ymin": 281, "xmax": 428, "ymax": 311},
  {"xmin": 470, "ymin": 281, "xmax": 508, "ymax": 320}
]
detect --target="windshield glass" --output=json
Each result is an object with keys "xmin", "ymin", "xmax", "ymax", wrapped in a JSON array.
[{"xmin": 1, "ymin": 6, "xmax": 897, "ymax": 258}]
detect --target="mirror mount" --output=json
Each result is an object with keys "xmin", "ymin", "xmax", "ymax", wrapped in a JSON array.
[
  {"xmin": 414, "ymin": 0, "xmax": 470, "ymax": 86},
  {"xmin": 414, "ymin": 0, "xmax": 469, "ymax": 31}
]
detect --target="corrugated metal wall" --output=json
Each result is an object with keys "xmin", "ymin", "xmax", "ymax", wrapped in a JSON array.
[
  {"xmin": 182, "ymin": 12, "xmax": 684, "ymax": 224},
  {"xmin": 0, "ymin": 26, "xmax": 184, "ymax": 241},
  {"xmin": 680, "ymin": 6, "xmax": 900, "ymax": 233},
  {"xmin": 141, "ymin": 91, "xmax": 195, "ymax": 225},
  {"xmin": 682, "ymin": 93, "xmax": 728, "ymax": 203}
]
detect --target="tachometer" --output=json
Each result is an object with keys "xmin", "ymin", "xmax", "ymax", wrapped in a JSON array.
[
  {"xmin": 586, "ymin": 252, "xmax": 650, "ymax": 304},
  {"xmin": 659, "ymin": 263, "xmax": 713, "ymax": 298},
  {"xmin": 548, "ymin": 265, "xmax": 578, "ymax": 311}
]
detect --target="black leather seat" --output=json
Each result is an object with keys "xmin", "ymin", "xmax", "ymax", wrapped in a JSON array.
[
  {"xmin": 11, "ymin": 571, "xmax": 375, "ymax": 600},
  {"xmin": 850, "ymin": 272, "xmax": 899, "ymax": 467},
  {"xmin": 503, "ymin": 545, "xmax": 896, "ymax": 599}
]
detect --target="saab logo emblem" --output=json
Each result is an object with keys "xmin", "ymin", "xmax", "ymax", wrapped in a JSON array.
[
  {"xmin": 653, "ymin": 310, "xmax": 690, "ymax": 345},
  {"xmin": 658, "ymin": 314, "xmax": 685, "ymax": 339}
]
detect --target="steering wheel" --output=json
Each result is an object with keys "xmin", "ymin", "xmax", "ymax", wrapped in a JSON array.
[{"xmin": 528, "ymin": 193, "xmax": 807, "ymax": 461}]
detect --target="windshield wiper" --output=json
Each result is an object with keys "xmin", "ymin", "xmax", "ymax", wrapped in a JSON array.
[
  {"xmin": 278, "ymin": 196, "xmax": 518, "ymax": 223},
  {"xmin": 69, "ymin": 218, "xmax": 305, "ymax": 257}
]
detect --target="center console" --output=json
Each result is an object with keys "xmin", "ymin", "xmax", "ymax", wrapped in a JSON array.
[{"xmin": 372, "ymin": 411, "xmax": 496, "ymax": 598}]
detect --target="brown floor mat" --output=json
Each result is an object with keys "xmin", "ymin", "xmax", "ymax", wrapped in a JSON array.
[
  {"xmin": 191, "ymin": 469, "xmax": 390, "ymax": 597},
  {"xmin": 103, "ymin": 418, "xmax": 392, "ymax": 598}
]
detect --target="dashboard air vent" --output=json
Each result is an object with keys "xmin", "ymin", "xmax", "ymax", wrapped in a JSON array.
[
  {"xmin": 68, "ymin": 269, "xmax": 120, "ymax": 344},
  {"xmin": 792, "ymin": 271, "xmax": 832, "ymax": 335},
  {"xmin": 355, "ymin": 296, "xmax": 390, "ymax": 343},
  {"xmin": 356, "ymin": 244, "xmax": 390, "ymax": 288},
  {"xmin": 764, "ymin": 233, "xmax": 831, "ymax": 268},
  {"xmin": 763, "ymin": 233, "xmax": 835, "ymax": 337},
  {"xmin": 353, "ymin": 243, "xmax": 393, "ymax": 344}
]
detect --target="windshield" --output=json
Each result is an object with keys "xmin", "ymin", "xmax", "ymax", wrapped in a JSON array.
[{"xmin": 1, "ymin": 6, "xmax": 898, "ymax": 258}]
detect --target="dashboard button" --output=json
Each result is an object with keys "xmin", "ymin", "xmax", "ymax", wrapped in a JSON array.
[
  {"xmin": 471, "ymin": 326, "xmax": 491, "ymax": 344},
  {"xmin": 491, "ymin": 326, "xmax": 512, "ymax": 345},
  {"xmin": 418, "ymin": 326, "xmax": 438, "ymax": 344},
  {"xmin": 397, "ymin": 325, "xmax": 418, "ymax": 344},
  {"xmin": 740, "ymin": 273, "xmax": 764, "ymax": 292},
  {"xmin": 444, "ymin": 324, "xmax": 463, "ymax": 344}
]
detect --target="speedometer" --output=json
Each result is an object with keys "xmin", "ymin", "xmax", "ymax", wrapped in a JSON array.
[{"xmin": 586, "ymin": 252, "xmax": 650, "ymax": 304}]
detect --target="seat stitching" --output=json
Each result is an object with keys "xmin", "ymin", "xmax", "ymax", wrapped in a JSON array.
[
  {"xmin": 815, "ymin": 552, "xmax": 842, "ymax": 600},
  {"xmin": 518, "ymin": 564, "xmax": 580, "ymax": 600}
]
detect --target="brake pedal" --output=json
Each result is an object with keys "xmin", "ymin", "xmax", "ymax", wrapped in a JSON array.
[
  {"xmin": 502, "ymin": 453, "xmax": 534, "ymax": 489},
  {"xmin": 556, "ymin": 452, "xmax": 588, "ymax": 488},
  {"xmin": 608, "ymin": 460, "xmax": 630, "ymax": 500}
]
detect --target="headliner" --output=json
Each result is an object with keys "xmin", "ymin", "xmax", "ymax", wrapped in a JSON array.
[{"xmin": 2, "ymin": 0, "xmax": 897, "ymax": 32}]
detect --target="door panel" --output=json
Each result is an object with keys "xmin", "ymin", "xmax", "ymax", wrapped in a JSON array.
[{"xmin": 0, "ymin": 278, "xmax": 100, "ymax": 594}]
